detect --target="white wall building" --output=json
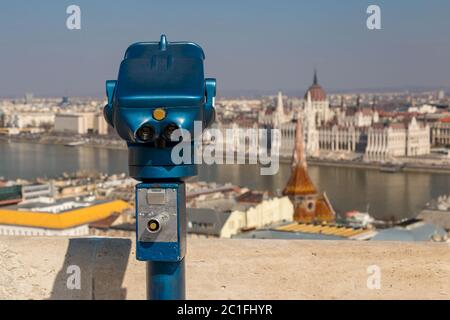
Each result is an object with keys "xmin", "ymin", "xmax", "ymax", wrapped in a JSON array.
[
  {"xmin": 365, "ymin": 117, "xmax": 430, "ymax": 161},
  {"xmin": 2, "ymin": 112, "xmax": 55, "ymax": 128},
  {"xmin": 431, "ymin": 117, "xmax": 450, "ymax": 146},
  {"xmin": 407, "ymin": 117, "xmax": 431, "ymax": 156},
  {"xmin": 302, "ymin": 70, "xmax": 332, "ymax": 125},
  {"xmin": 0, "ymin": 224, "xmax": 89, "ymax": 236},
  {"xmin": 188, "ymin": 196, "xmax": 293, "ymax": 238},
  {"xmin": 279, "ymin": 93, "xmax": 320, "ymax": 159},
  {"xmin": 408, "ymin": 104, "xmax": 437, "ymax": 114},
  {"xmin": 258, "ymin": 91, "xmax": 291, "ymax": 128},
  {"xmin": 318, "ymin": 125, "xmax": 364, "ymax": 153},
  {"xmin": 54, "ymin": 112, "xmax": 108, "ymax": 135},
  {"xmin": 302, "ymin": 91, "xmax": 320, "ymax": 157},
  {"xmin": 336, "ymin": 108, "xmax": 379, "ymax": 127}
]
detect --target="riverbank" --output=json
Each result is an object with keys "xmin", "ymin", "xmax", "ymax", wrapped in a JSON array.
[
  {"xmin": 3, "ymin": 135, "xmax": 450, "ymax": 175},
  {"xmin": 285, "ymin": 157, "xmax": 450, "ymax": 175},
  {"xmin": 0, "ymin": 134, "xmax": 126, "ymax": 150}
]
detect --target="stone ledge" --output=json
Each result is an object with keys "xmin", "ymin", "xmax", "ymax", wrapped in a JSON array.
[{"xmin": 0, "ymin": 236, "xmax": 449, "ymax": 299}]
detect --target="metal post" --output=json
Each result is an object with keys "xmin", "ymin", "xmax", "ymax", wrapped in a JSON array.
[
  {"xmin": 146, "ymin": 259, "xmax": 186, "ymax": 300},
  {"xmin": 142, "ymin": 181, "xmax": 187, "ymax": 300}
]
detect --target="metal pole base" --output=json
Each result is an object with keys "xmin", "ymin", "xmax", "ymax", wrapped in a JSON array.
[{"xmin": 146, "ymin": 259, "xmax": 185, "ymax": 300}]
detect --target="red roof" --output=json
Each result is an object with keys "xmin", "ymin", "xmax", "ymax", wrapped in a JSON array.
[
  {"xmin": 305, "ymin": 84, "xmax": 327, "ymax": 102},
  {"xmin": 305, "ymin": 70, "xmax": 327, "ymax": 102},
  {"xmin": 439, "ymin": 117, "xmax": 450, "ymax": 123}
]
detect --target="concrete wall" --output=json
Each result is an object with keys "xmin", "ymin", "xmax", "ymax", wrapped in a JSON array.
[
  {"xmin": 54, "ymin": 114, "xmax": 83, "ymax": 134},
  {"xmin": 0, "ymin": 236, "xmax": 449, "ymax": 300},
  {"xmin": 54, "ymin": 113, "xmax": 107, "ymax": 135}
]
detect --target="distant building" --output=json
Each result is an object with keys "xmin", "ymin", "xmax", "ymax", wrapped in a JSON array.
[
  {"xmin": 60, "ymin": 96, "xmax": 70, "ymax": 105},
  {"xmin": 0, "ymin": 183, "xmax": 55, "ymax": 206},
  {"xmin": 214, "ymin": 120, "xmax": 260, "ymax": 157},
  {"xmin": 258, "ymin": 91, "xmax": 291, "ymax": 128},
  {"xmin": 336, "ymin": 107, "xmax": 379, "ymax": 127},
  {"xmin": 279, "ymin": 91, "xmax": 320, "ymax": 158},
  {"xmin": 318, "ymin": 125, "xmax": 367, "ymax": 153},
  {"xmin": 188, "ymin": 191, "xmax": 293, "ymax": 238},
  {"xmin": 0, "ymin": 185, "xmax": 22, "ymax": 206},
  {"xmin": 303, "ymin": 70, "xmax": 332, "ymax": 125},
  {"xmin": 273, "ymin": 91, "xmax": 290, "ymax": 127},
  {"xmin": 25, "ymin": 93, "xmax": 34, "ymax": 105},
  {"xmin": 365, "ymin": 117, "xmax": 430, "ymax": 161},
  {"xmin": 408, "ymin": 104, "xmax": 437, "ymax": 114},
  {"xmin": 262, "ymin": 73, "xmax": 328, "ymax": 159},
  {"xmin": 54, "ymin": 112, "xmax": 108, "ymax": 135},
  {"xmin": 1, "ymin": 112, "xmax": 55, "ymax": 128},
  {"xmin": 283, "ymin": 115, "xmax": 335, "ymax": 223},
  {"xmin": 21, "ymin": 183, "xmax": 56, "ymax": 202},
  {"xmin": 431, "ymin": 117, "xmax": 450, "ymax": 146}
]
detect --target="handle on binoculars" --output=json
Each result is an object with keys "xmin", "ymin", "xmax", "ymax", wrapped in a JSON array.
[
  {"xmin": 104, "ymin": 80, "xmax": 117, "ymax": 127},
  {"xmin": 204, "ymin": 78, "xmax": 216, "ymax": 127}
]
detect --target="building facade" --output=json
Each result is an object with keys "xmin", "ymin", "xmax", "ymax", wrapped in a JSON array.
[
  {"xmin": 279, "ymin": 92, "xmax": 320, "ymax": 158},
  {"xmin": 365, "ymin": 118, "xmax": 430, "ymax": 161},
  {"xmin": 304, "ymin": 70, "xmax": 332, "ymax": 125},
  {"xmin": 1, "ymin": 112, "xmax": 55, "ymax": 128},
  {"xmin": 54, "ymin": 112, "xmax": 108, "ymax": 135},
  {"xmin": 431, "ymin": 117, "xmax": 450, "ymax": 146},
  {"xmin": 187, "ymin": 194, "xmax": 293, "ymax": 238},
  {"xmin": 318, "ymin": 125, "xmax": 367, "ymax": 153},
  {"xmin": 336, "ymin": 107, "xmax": 379, "ymax": 127},
  {"xmin": 258, "ymin": 91, "xmax": 291, "ymax": 128}
]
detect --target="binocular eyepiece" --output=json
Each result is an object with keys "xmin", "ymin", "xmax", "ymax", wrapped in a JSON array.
[
  {"xmin": 135, "ymin": 123, "xmax": 179, "ymax": 144},
  {"xmin": 136, "ymin": 124, "xmax": 155, "ymax": 143},
  {"xmin": 103, "ymin": 35, "xmax": 216, "ymax": 181}
]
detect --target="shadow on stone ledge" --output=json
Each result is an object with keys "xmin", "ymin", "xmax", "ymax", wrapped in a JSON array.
[{"xmin": 49, "ymin": 238, "xmax": 131, "ymax": 300}]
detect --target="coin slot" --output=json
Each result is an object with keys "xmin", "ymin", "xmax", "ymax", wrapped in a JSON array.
[{"xmin": 147, "ymin": 219, "xmax": 161, "ymax": 233}]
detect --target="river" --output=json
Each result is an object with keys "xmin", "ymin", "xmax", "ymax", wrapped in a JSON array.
[{"xmin": 1, "ymin": 141, "xmax": 449, "ymax": 221}]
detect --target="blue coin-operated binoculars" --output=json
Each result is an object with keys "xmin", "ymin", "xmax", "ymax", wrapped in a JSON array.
[{"xmin": 104, "ymin": 35, "xmax": 216, "ymax": 300}]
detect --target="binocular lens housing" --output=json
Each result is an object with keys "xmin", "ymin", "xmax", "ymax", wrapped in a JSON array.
[
  {"xmin": 162, "ymin": 123, "xmax": 180, "ymax": 142},
  {"xmin": 136, "ymin": 125, "xmax": 155, "ymax": 142},
  {"xmin": 135, "ymin": 123, "xmax": 181, "ymax": 145}
]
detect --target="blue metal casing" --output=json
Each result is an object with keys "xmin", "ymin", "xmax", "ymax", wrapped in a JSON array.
[
  {"xmin": 104, "ymin": 35, "xmax": 216, "ymax": 299},
  {"xmin": 135, "ymin": 182, "xmax": 186, "ymax": 262},
  {"xmin": 104, "ymin": 35, "xmax": 216, "ymax": 180}
]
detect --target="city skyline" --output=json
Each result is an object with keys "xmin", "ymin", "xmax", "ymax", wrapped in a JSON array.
[{"xmin": 0, "ymin": 0, "xmax": 450, "ymax": 97}]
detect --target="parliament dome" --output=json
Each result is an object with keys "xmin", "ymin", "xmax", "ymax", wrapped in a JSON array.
[{"xmin": 304, "ymin": 70, "xmax": 327, "ymax": 102}]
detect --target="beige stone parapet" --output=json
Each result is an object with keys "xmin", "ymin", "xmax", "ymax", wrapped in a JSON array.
[{"xmin": 0, "ymin": 236, "xmax": 449, "ymax": 300}]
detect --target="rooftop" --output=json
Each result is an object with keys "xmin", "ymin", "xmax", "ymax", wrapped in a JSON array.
[
  {"xmin": 304, "ymin": 70, "xmax": 327, "ymax": 102},
  {"xmin": 0, "ymin": 199, "xmax": 130, "ymax": 229}
]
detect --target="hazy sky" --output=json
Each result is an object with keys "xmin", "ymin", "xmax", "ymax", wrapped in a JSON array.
[{"xmin": 0, "ymin": 0, "xmax": 449, "ymax": 97}]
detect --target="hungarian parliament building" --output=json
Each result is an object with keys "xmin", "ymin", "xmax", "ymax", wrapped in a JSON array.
[{"xmin": 257, "ymin": 71, "xmax": 431, "ymax": 161}]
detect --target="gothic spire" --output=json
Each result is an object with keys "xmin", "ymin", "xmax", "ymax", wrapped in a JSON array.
[
  {"xmin": 293, "ymin": 113, "xmax": 307, "ymax": 168},
  {"xmin": 276, "ymin": 91, "xmax": 284, "ymax": 117},
  {"xmin": 313, "ymin": 68, "xmax": 318, "ymax": 85}
]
